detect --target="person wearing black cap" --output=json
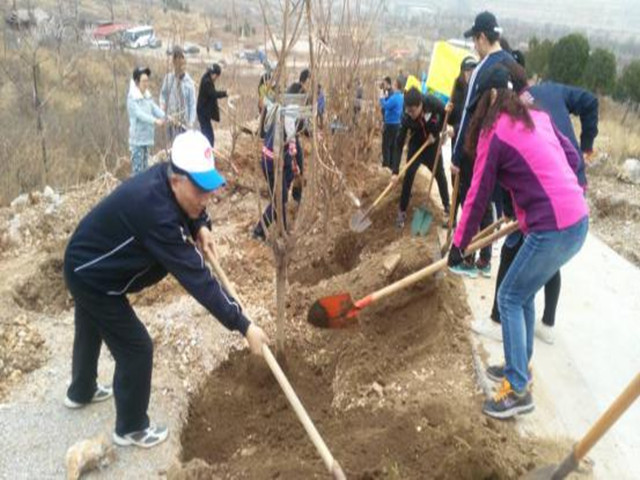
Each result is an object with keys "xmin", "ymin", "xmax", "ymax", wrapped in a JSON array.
[
  {"xmin": 452, "ymin": 11, "xmax": 515, "ymax": 176},
  {"xmin": 63, "ymin": 130, "xmax": 269, "ymax": 448},
  {"xmin": 448, "ymin": 11, "xmax": 517, "ymax": 276},
  {"xmin": 197, "ymin": 63, "xmax": 227, "ymax": 147},
  {"xmin": 127, "ymin": 66, "xmax": 165, "ymax": 175}
]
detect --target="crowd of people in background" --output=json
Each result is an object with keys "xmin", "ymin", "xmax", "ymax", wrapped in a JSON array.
[{"xmin": 126, "ymin": 47, "xmax": 228, "ymax": 175}]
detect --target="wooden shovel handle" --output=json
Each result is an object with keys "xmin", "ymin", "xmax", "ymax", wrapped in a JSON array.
[
  {"xmin": 474, "ymin": 216, "xmax": 507, "ymax": 242},
  {"xmin": 368, "ymin": 136, "xmax": 435, "ymax": 212},
  {"xmin": 262, "ymin": 346, "xmax": 346, "ymax": 478},
  {"xmin": 426, "ymin": 110, "xmax": 452, "ymax": 198},
  {"xmin": 574, "ymin": 372, "xmax": 640, "ymax": 461},
  {"xmin": 444, "ymin": 216, "xmax": 507, "ymax": 257},
  {"xmin": 444, "ymin": 171, "xmax": 460, "ymax": 236},
  {"xmin": 440, "ymin": 173, "xmax": 461, "ymax": 256},
  {"xmin": 368, "ymin": 221, "xmax": 519, "ymax": 304},
  {"xmin": 206, "ymin": 254, "xmax": 345, "ymax": 479}
]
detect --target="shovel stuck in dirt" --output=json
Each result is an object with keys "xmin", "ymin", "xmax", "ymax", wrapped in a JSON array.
[
  {"xmin": 309, "ymin": 220, "xmax": 519, "ymax": 329},
  {"xmin": 522, "ymin": 372, "xmax": 640, "ymax": 480},
  {"xmin": 349, "ymin": 136, "xmax": 435, "ymax": 233},
  {"xmin": 409, "ymin": 110, "xmax": 452, "ymax": 237},
  {"xmin": 205, "ymin": 253, "xmax": 346, "ymax": 480}
]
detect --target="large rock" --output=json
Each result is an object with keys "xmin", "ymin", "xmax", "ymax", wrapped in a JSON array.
[
  {"xmin": 620, "ymin": 158, "xmax": 640, "ymax": 184},
  {"xmin": 65, "ymin": 434, "xmax": 115, "ymax": 480}
]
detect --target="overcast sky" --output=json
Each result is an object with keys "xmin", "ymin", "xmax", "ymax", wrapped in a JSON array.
[{"xmin": 396, "ymin": 0, "xmax": 640, "ymax": 33}]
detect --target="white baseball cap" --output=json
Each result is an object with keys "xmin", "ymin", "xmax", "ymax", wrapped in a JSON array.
[{"xmin": 171, "ymin": 131, "xmax": 226, "ymax": 192}]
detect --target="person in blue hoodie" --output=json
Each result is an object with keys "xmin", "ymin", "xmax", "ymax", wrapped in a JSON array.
[
  {"xmin": 379, "ymin": 77, "xmax": 403, "ymax": 171},
  {"xmin": 63, "ymin": 131, "xmax": 270, "ymax": 449},
  {"xmin": 127, "ymin": 67, "xmax": 165, "ymax": 175}
]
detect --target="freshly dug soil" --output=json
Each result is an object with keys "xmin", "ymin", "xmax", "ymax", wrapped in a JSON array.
[
  {"xmin": 12, "ymin": 253, "xmax": 71, "ymax": 315},
  {"xmin": 180, "ymin": 150, "xmax": 557, "ymax": 479}
]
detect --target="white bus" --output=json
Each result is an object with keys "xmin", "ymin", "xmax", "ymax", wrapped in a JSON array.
[{"xmin": 123, "ymin": 26, "xmax": 156, "ymax": 49}]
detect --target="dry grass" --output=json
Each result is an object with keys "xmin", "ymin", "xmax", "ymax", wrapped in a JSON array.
[
  {"xmin": 0, "ymin": 39, "xmax": 168, "ymax": 205},
  {"xmin": 592, "ymin": 97, "xmax": 640, "ymax": 173}
]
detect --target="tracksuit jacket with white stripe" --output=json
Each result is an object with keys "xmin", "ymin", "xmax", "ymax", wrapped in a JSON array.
[{"xmin": 64, "ymin": 163, "xmax": 250, "ymax": 335}]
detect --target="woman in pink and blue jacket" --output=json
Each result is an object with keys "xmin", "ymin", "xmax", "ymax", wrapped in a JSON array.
[{"xmin": 449, "ymin": 65, "xmax": 589, "ymax": 420}]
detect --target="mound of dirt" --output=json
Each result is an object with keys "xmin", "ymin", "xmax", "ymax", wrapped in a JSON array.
[
  {"xmin": 0, "ymin": 175, "xmax": 120, "ymax": 259},
  {"xmin": 0, "ymin": 313, "xmax": 47, "ymax": 399},
  {"xmin": 180, "ymin": 337, "xmax": 548, "ymax": 479},
  {"xmin": 130, "ymin": 275, "xmax": 186, "ymax": 307},
  {"xmin": 180, "ymin": 153, "xmax": 556, "ymax": 478},
  {"xmin": 12, "ymin": 253, "xmax": 71, "ymax": 315}
]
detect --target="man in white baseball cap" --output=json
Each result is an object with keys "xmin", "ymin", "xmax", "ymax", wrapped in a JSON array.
[{"xmin": 63, "ymin": 130, "xmax": 269, "ymax": 448}]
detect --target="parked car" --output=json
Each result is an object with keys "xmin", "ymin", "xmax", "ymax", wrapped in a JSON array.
[{"xmin": 183, "ymin": 43, "xmax": 200, "ymax": 54}]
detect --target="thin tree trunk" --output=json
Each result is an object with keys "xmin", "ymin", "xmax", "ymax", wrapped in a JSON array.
[
  {"xmin": 272, "ymin": 110, "xmax": 287, "ymax": 354},
  {"xmin": 32, "ymin": 62, "xmax": 48, "ymax": 184},
  {"xmin": 112, "ymin": 53, "xmax": 121, "ymax": 158},
  {"xmin": 275, "ymin": 251, "xmax": 287, "ymax": 354}
]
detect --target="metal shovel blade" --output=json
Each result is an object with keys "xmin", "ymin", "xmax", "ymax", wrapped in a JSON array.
[
  {"xmin": 520, "ymin": 465, "xmax": 559, "ymax": 480},
  {"xmin": 411, "ymin": 207, "xmax": 432, "ymax": 236},
  {"xmin": 308, "ymin": 293, "xmax": 359, "ymax": 329},
  {"xmin": 349, "ymin": 209, "xmax": 372, "ymax": 233}
]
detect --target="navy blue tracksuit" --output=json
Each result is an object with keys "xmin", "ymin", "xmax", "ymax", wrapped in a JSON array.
[
  {"xmin": 526, "ymin": 82, "xmax": 598, "ymax": 187},
  {"xmin": 64, "ymin": 163, "xmax": 249, "ymax": 435}
]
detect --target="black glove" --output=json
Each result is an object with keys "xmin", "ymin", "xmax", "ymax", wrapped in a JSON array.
[{"xmin": 447, "ymin": 245, "xmax": 464, "ymax": 267}]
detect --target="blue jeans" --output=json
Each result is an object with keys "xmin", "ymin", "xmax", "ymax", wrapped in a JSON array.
[
  {"xmin": 130, "ymin": 146, "xmax": 150, "ymax": 175},
  {"xmin": 498, "ymin": 216, "xmax": 588, "ymax": 392}
]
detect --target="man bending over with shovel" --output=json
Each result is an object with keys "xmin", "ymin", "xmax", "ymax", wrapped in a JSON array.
[
  {"xmin": 63, "ymin": 130, "xmax": 269, "ymax": 448},
  {"xmin": 394, "ymin": 87, "xmax": 450, "ymax": 229}
]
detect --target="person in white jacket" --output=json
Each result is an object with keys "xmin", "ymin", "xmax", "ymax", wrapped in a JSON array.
[
  {"xmin": 127, "ymin": 67, "xmax": 165, "ymax": 175},
  {"xmin": 159, "ymin": 47, "xmax": 196, "ymax": 142}
]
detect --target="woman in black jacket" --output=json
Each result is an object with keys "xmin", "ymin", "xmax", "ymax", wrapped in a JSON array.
[{"xmin": 197, "ymin": 63, "xmax": 227, "ymax": 147}]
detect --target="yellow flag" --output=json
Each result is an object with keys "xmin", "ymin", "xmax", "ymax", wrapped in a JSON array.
[
  {"xmin": 426, "ymin": 41, "xmax": 475, "ymax": 99},
  {"xmin": 404, "ymin": 75, "xmax": 422, "ymax": 93}
]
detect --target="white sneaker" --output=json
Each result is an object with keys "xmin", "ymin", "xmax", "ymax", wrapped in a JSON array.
[
  {"xmin": 113, "ymin": 424, "xmax": 169, "ymax": 448},
  {"xmin": 535, "ymin": 324, "xmax": 555, "ymax": 345},
  {"xmin": 64, "ymin": 384, "xmax": 113, "ymax": 409},
  {"xmin": 470, "ymin": 317, "xmax": 503, "ymax": 342}
]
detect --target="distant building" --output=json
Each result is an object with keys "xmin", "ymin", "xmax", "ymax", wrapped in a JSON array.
[{"xmin": 92, "ymin": 22, "xmax": 131, "ymax": 39}]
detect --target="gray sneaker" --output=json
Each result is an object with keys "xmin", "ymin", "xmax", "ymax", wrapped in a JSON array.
[
  {"xmin": 64, "ymin": 384, "xmax": 113, "ymax": 409},
  {"xmin": 113, "ymin": 424, "xmax": 169, "ymax": 449},
  {"xmin": 395, "ymin": 210, "xmax": 407, "ymax": 229},
  {"xmin": 483, "ymin": 380, "xmax": 534, "ymax": 420}
]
